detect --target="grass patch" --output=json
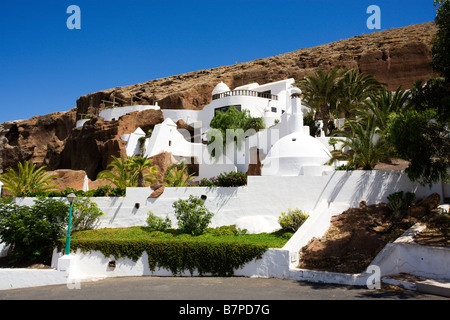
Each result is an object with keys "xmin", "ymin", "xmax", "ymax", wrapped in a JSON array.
[{"xmin": 57, "ymin": 226, "xmax": 291, "ymax": 276}]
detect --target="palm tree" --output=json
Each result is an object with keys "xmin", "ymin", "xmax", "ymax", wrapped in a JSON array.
[
  {"xmin": 97, "ymin": 155, "xmax": 136, "ymax": 189},
  {"xmin": 335, "ymin": 69, "xmax": 385, "ymax": 118},
  {"xmin": 295, "ymin": 67, "xmax": 343, "ymax": 136},
  {"xmin": 128, "ymin": 156, "xmax": 158, "ymax": 187},
  {"xmin": 97, "ymin": 155, "xmax": 159, "ymax": 188},
  {"xmin": 359, "ymin": 87, "xmax": 411, "ymax": 133},
  {"xmin": 328, "ymin": 115, "xmax": 391, "ymax": 170},
  {"xmin": 0, "ymin": 160, "xmax": 58, "ymax": 196},
  {"xmin": 163, "ymin": 162, "xmax": 194, "ymax": 187}
]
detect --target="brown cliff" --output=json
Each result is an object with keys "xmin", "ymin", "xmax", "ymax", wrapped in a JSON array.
[
  {"xmin": 59, "ymin": 108, "xmax": 164, "ymax": 179},
  {"xmin": 76, "ymin": 22, "xmax": 437, "ymax": 117},
  {"xmin": 0, "ymin": 110, "xmax": 76, "ymax": 172}
]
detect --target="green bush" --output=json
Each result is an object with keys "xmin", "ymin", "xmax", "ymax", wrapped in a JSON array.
[
  {"xmin": 387, "ymin": 191, "xmax": 416, "ymax": 219},
  {"xmin": 172, "ymin": 195, "xmax": 214, "ymax": 236},
  {"xmin": 108, "ymin": 187, "xmax": 126, "ymax": 197},
  {"xmin": 334, "ymin": 164, "xmax": 356, "ymax": 171},
  {"xmin": 0, "ymin": 197, "xmax": 69, "ymax": 264},
  {"xmin": 216, "ymin": 170, "xmax": 247, "ymax": 187},
  {"xmin": 278, "ymin": 209, "xmax": 309, "ymax": 232},
  {"xmin": 58, "ymin": 226, "xmax": 289, "ymax": 276},
  {"xmin": 0, "ymin": 197, "xmax": 105, "ymax": 264},
  {"xmin": 204, "ymin": 225, "xmax": 248, "ymax": 236},
  {"xmin": 12, "ymin": 185, "xmax": 124, "ymax": 198},
  {"xmin": 92, "ymin": 185, "xmax": 111, "ymax": 197},
  {"xmin": 146, "ymin": 211, "xmax": 172, "ymax": 231},
  {"xmin": 198, "ymin": 177, "xmax": 219, "ymax": 187},
  {"xmin": 71, "ymin": 197, "xmax": 104, "ymax": 232}
]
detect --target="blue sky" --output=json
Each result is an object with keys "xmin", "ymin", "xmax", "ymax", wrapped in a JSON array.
[{"xmin": 0, "ymin": 0, "xmax": 436, "ymax": 123}]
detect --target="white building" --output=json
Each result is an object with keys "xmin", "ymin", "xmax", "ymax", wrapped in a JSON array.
[{"xmin": 111, "ymin": 78, "xmax": 339, "ymax": 179}]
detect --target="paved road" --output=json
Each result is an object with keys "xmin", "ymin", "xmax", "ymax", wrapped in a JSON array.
[{"xmin": 0, "ymin": 276, "xmax": 445, "ymax": 301}]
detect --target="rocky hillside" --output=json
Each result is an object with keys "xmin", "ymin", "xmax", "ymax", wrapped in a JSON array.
[
  {"xmin": 77, "ymin": 22, "xmax": 437, "ymax": 117},
  {"xmin": 0, "ymin": 22, "xmax": 437, "ymax": 180}
]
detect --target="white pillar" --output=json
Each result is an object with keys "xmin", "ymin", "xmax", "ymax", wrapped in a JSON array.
[{"xmin": 289, "ymin": 96, "xmax": 304, "ymax": 133}]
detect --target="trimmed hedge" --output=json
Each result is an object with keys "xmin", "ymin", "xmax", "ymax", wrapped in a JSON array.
[
  {"xmin": 57, "ymin": 226, "xmax": 290, "ymax": 276},
  {"xmin": 16, "ymin": 186, "xmax": 125, "ymax": 198}
]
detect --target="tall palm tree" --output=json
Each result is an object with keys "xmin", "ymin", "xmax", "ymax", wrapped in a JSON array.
[
  {"xmin": 295, "ymin": 67, "xmax": 343, "ymax": 136},
  {"xmin": 327, "ymin": 115, "xmax": 391, "ymax": 170},
  {"xmin": 336, "ymin": 69, "xmax": 385, "ymax": 118},
  {"xmin": 0, "ymin": 160, "xmax": 58, "ymax": 196},
  {"xmin": 129, "ymin": 156, "xmax": 158, "ymax": 187}
]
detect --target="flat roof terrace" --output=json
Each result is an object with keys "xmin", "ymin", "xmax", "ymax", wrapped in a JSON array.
[{"xmin": 212, "ymin": 89, "xmax": 278, "ymax": 101}]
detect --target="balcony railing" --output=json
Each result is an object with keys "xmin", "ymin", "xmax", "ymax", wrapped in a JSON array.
[{"xmin": 212, "ymin": 90, "xmax": 278, "ymax": 101}]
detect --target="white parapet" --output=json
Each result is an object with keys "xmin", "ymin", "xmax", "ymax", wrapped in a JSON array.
[{"xmin": 99, "ymin": 105, "xmax": 160, "ymax": 121}]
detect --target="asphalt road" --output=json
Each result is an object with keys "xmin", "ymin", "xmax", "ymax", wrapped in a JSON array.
[{"xmin": 0, "ymin": 276, "xmax": 445, "ymax": 301}]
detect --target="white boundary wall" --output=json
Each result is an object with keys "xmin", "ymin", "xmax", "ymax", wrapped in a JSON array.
[
  {"xmin": 13, "ymin": 171, "xmax": 442, "ymax": 235},
  {"xmin": 89, "ymin": 171, "xmax": 443, "ymax": 233},
  {"xmin": 2, "ymin": 171, "xmax": 446, "ymax": 290}
]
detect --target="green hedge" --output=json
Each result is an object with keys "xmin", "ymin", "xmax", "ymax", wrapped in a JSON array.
[
  {"xmin": 16, "ymin": 186, "xmax": 125, "ymax": 198},
  {"xmin": 57, "ymin": 226, "xmax": 290, "ymax": 276}
]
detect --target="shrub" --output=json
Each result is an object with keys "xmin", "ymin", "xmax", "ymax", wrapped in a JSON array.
[
  {"xmin": 198, "ymin": 176, "xmax": 219, "ymax": 187},
  {"xmin": 205, "ymin": 225, "xmax": 238, "ymax": 236},
  {"xmin": 108, "ymin": 187, "xmax": 126, "ymax": 197},
  {"xmin": 0, "ymin": 197, "xmax": 69, "ymax": 264},
  {"xmin": 334, "ymin": 164, "xmax": 356, "ymax": 171},
  {"xmin": 172, "ymin": 195, "xmax": 214, "ymax": 236},
  {"xmin": 387, "ymin": 191, "xmax": 416, "ymax": 219},
  {"xmin": 147, "ymin": 211, "xmax": 172, "ymax": 231},
  {"xmin": 92, "ymin": 185, "xmax": 111, "ymax": 197},
  {"xmin": 278, "ymin": 209, "xmax": 309, "ymax": 232},
  {"xmin": 217, "ymin": 170, "xmax": 247, "ymax": 187},
  {"xmin": 71, "ymin": 197, "xmax": 104, "ymax": 232}
]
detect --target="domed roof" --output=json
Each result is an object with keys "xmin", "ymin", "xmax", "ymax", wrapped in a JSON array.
[
  {"xmin": 267, "ymin": 132, "xmax": 331, "ymax": 159},
  {"xmin": 261, "ymin": 132, "xmax": 332, "ymax": 176},
  {"xmin": 212, "ymin": 81, "xmax": 230, "ymax": 96}
]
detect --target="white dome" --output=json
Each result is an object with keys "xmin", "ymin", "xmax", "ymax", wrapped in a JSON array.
[
  {"xmin": 212, "ymin": 81, "xmax": 230, "ymax": 96},
  {"xmin": 261, "ymin": 132, "xmax": 332, "ymax": 176}
]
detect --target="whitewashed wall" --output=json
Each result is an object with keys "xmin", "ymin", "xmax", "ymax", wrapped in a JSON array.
[{"xmin": 13, "ymin": 171, "xmax": 442, "ymax": 235}]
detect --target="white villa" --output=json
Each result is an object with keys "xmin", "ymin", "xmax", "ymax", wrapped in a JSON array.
[{"xmin": 109, "ymin": 78, "xmax": 339, "ymax": 179}]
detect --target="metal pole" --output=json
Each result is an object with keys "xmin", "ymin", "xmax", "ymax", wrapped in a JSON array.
[{"xmin": 65, "ymin": 202, "xmax": 74, "ymax": 255}]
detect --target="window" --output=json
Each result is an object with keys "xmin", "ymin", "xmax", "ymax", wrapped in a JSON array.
[
  {"xmin": 214, "ymin": 105, "xmax": 241, "ymax": 116},
  {"xmin": 168, "ymin": 140, "xmax": 172, "ymax": 146},
  {"xmin": 271, "ymin": 107, "xmax": 277, "ymax": 113}
]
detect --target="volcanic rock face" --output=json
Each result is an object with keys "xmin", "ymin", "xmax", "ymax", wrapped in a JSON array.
[
  {"xmin": 59, "ymin": 108, "xmax": 164, "ymax": 180},
  {"xmin": 76, "ymin": 22, "xmax": 436, "ymax": 117},
  {"xmin": 0, "ymin": 22, "xmax": 438, "ymax": 182},
  {"xmin": 0, "ymin": 110, "xmax": 76, "ymax": 172}
]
